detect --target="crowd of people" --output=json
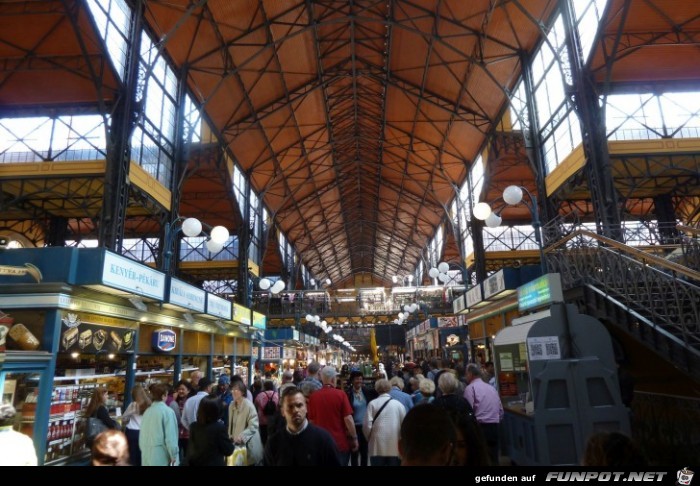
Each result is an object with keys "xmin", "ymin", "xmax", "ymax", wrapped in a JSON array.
[{"xmin": 0, "ymin": 357, "xmax": 647, "ymax": 466}]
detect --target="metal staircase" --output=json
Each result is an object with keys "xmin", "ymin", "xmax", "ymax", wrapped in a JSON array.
[{"xmin": 545, "ymin": 228, "xmax": 700, "ymax": 380}]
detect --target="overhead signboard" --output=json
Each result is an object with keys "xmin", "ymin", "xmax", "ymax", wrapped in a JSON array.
[
  {"xmin": 168, "ymin": 278, "xmax": 205, "ymax": 313},
  {"xmin": 252, "ymin": 311, "xmax": 266, "ymax": 330},
  {"xmin": 465, "ymin": 284, "xmax": 483, "ymax": 308},
  {"xmin": 233, "ymin": 303, "xmax": 251, "ymax": 326},
  {"xmin": 483, "ymin": 269, "xmax": 505, "ymax": 300},
  {"xmin": 206, "ymin": 293, "xmax": 232, "ymax": 320},
  {"xmin": 452, "ymin": 294, "xmax": 466, "ymax": 314},
  {"xmin": 517, "ymin": 273, "xmax": 564, "ymax": 312},
  {"xmin": 152, "ymin": 329, "xmax": 177, "ymax": 353},
  {"xmin": 101, "ymin": 251, "xmax": 165, "ymax": 300}
]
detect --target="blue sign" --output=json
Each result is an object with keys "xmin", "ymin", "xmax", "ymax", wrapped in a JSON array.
[
  {"xmin": 152, "ymin": 329, "xmax": 177, "ymax": 352},
  {"xmin": 517, "ymin": 273, "xmax": 564, "ymax": 312}
]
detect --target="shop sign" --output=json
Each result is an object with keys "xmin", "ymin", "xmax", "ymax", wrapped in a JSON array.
[
  {"xmin": 152, "ymin": 329, "xmax": 177, "ymax": 353},
  {"xmin": 168, "ymin": 278, "xmax": 205, "ymax": 313},
  {"xmin": 252, "ymin": 311, "xmax": 266, "ymax": 330},
  {"xmin": 102, "ymin": 251, "xmax": 165, "ymax": 300},
  {"xmin": 0, "ymin": 263, "xmax": 42, "ymax": 283},
  {"xmin": 517, "ymin": 273, "xmax": 564, "ymax": 312},
  {"xmin": 437, "ymin": 317, "xmax": 457, "ymax": 328},
  {"xmin": 60, "ymin": 316, "xmax": 136, "ymax": 353},
  {"xmin": 466, "ymin": 284, "xmax": 483, "ymax": 308},
  {"xmin": 483, "ymin": 269, "xmax": 505, "ymax": 299},
  {"xmin": 206, "ymin": 293, "xmax": 232, "ymax": 320},
  {"xmin": 263, "ymin": 346, "xmax": 280, "ymax": 359},
  {"xmin": 233, "ymin": 303, "xmax": 251, "ymax": 326},
  {"xmin": 446, "ymin": 334, "xmax": 460, "ymax": 346},
  {"xmin": 452, "ymin": 294, "xmax": 466, "ymax": 314}
]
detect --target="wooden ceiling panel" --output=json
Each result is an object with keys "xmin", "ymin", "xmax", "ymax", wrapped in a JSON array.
[
  {"xmin": 0, "ymin": 0, "xmax": 119, "ymax": 106},
  {"xmin": 592, "ymin": 0, "xmax": 700, "ymax": 84}
]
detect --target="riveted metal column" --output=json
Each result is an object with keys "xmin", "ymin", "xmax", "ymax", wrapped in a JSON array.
[
  {"xmin": 99, "ymin": 0, "xmax": 144, "ymax": 251},
  {"xmin": 452, "ymin": 184, "xmax": 472, "ymax": 285},
  {"xmin": 238, "ymin": 176, "xmax": 252, "ymax": 307},
  {"xmin": 520, "ymin": 53, "xmax": 557, "ymax": 241},
  {"xmin": 654, "ymin": 194, "xmax": 680, "ymax": 244},
  {"xmin": 46, "ymin": 217, "xmax": 69, "ymax": 247},
  {"xmin": 159, "ymin": 67, "xmax": 189, "ymax": 274},
  {"xmin": 560, "ymin": 0, "xmax": 622, "ymax": 241}
]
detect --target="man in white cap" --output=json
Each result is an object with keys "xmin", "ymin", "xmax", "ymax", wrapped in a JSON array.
[{"xmin": 0, "ymin": 403, "xmax": 38, "ymax": 466}]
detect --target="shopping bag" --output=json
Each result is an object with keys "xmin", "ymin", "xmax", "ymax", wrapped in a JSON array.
[
  {"xmin": 85, "ymin": 417, "xmax": 108, "ymax": 445},
  {"xmin": 226, "ymin": 445, "xmax": 247, "ymax": 466}
]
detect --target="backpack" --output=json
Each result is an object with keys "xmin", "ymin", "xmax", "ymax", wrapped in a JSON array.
[{"xmin": 263, "ymin": 391, "xmax": 277, "ymax": 416}]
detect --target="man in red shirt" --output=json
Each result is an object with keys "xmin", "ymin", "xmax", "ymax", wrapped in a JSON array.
[{"xmin": 307, "ymin": 366, "xmax": 358, "ymax": 466}]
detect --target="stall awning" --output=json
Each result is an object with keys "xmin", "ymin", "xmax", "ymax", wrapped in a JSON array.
[
  {"xmin": 494, "ymin": 321, "xmax": 536, "ymax": 346},
  {"xmin": 495, "ymin": 309, "xmax": 551, "ymax": 346}
]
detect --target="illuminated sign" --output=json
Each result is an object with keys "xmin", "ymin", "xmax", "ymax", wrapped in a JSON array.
[
  {"xmin": 452, "ymin": 294, "xmax": 466, "ymax": 314},
  {"xmin": 233, "ymin": 303, "xmax": 251, "ymax": 326},
  {"xmin": 517, "ymin": 273, "xmax": 564, "ymax": 312},
  {"xmin": 152, "ymin": 329, "xmax": 177, "ymax": 352},
  {"xmin": 206, "ymin": 293, "xmax": 232, "ymax": 320},
  {"xmin": 252, "ymin": 311, "xmax": 266, "ymax": 330},
  {"xmin": 483, "ymin": 270, "xmax": 506, "ymax": 299},
  {"xmin": 102, "ymin": 252, "xmax": 165, "ymax": 300},
  {"xmin": 168, "ymin": 278, "xmax": 205, "ymax": 313},
  {"xmin": 465, "ymin": 284, "xmax": 483, "ymax": 308}
]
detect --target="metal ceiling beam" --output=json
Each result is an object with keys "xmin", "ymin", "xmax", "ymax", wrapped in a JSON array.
[{"xmin": 197, "ymin": 1, "xmax": 339, "ymax": 285}]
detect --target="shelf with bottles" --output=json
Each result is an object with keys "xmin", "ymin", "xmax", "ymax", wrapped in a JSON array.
[{"xmin": 44, "ymin": 378, "xmax": 125, "ymax": 465}]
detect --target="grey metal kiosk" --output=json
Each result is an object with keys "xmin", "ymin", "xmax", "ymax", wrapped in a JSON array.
[{"xmin": 496, "ymin": 301, "xmax": 630, "ymax": 466}]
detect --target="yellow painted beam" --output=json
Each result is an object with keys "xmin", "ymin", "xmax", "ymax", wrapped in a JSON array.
[
  {"xmin": 485, "ymin": 250, "xmax": 540, "ymax": 260},
  {"xmin": 180, "ymin": 260, "xmax": 239, "ymax": 271},
  {"xmin": 608, "ymin": 137, "xmax": 700, "ymax": 156},
  {"xmin": 545, "ymin": 144, "xmax": 585, "ymax": 196},
  {"xmin": 0, "ymin": 160, "xmax": 105, "ymax": 178},
  {"xmin": 248, "ymin": 261, "xmax": 260, "ymax": 277},
  {"xmin": 128, "ymin": 162, "xmax": 171, "ymax": 211}
]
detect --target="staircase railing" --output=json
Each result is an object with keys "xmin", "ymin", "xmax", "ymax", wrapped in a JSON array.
[
  {"xmin": 545, "ymin": 229, "xmax": 700, "ymax": 352},
  {"xmin": 677, "ymin": 224, "xmax": 700, "ymax": 271}
]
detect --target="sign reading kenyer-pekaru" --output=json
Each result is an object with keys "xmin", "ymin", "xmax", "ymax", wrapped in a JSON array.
[{"xmin": 102, "ymin": 251, "xmax": 165, "ymax": 300}]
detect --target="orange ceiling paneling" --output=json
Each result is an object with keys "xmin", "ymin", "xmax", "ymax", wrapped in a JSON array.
[
  {"xmin": 0, "ymin": 0, "xmax": 119, "ymax": 106},
  {"xmin": 591, "ymin": 0, "xmax": 700, "ymax": 85}
]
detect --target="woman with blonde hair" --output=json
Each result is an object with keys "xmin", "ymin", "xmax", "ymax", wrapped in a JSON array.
[
  {"xmin": 83, "ymin": 387, "xmax": 119, "ymax": 447},
  {"xmin": 228, "ymin": 380, "xmax": 263, "ymax": 465},
  {"xmin": 122, "ymin": 384, "xmax": 152, "ymax": 465},
  {"xmin": 417, "ymin": 378, "xmax": 436, "ymax": 404}
]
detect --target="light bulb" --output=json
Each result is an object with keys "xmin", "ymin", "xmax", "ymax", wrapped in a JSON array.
[
  {"xmin": 428, "ymin": 267, "xmax": 439, "ymax": 278},
  {"xmin": 259, "ymin": 278, "xmax": 271, "ymax": 290},
  {"xmin": 503, "ymin": 185, "xmax": 524, "ymax": 205},
  {"xmin": 485, "ymin": 212, "xmax": 502, "ymax": 228},
  {"xmin": 205, "ymin": 239, "xmax": 223, "ymax": 253},
  {"xmin": 438, "ymin": 262, "xmax": 450, "ymax": 274},
  {"xmin": 473, "ymin": 202, "xmax": 492, "ymax": 220},
  {"xmin": 209, "ymin": 226, "xmax": 229, "ymax": 244},
  {"xmin": 181, "ymin": 217, "xmax": 202, "ymax": 237},
  {"xmin": 271, "ymin": 280, "xmax": 286, "ymax": 294}
]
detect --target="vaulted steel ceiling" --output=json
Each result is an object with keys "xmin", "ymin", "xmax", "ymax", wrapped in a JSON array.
[
  {"xmin": 143, "ymin": 0, "xmax": 557, "ymax": 286},
  {"xmin": 5, "ymin": 0, "xmax": 697, "ymax": 287}
]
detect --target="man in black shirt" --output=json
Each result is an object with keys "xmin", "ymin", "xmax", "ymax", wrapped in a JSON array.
[{"xmin": 264, "ymin": 387, "xmax": 341, "ymax": 466}]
